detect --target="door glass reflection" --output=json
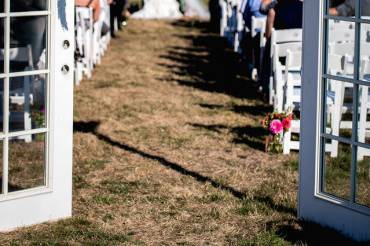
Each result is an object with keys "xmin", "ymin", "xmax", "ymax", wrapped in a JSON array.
[
  {"xmin": 8, "ymin": 133, "xmax": 46, "ymax": 192},
  {"xmin": 360, "ymin": 23, "xmax": 370, "ymax": 82},
  {"xmin": 356, "ymin": 147, "xmax": 370, "ymax": 207},
  {"xmin": 10, "ymin": 16, "xmax": 47, "ymax": 73},
  {"xmin": 0, "ymin": 141, "xmax": 2, "ymax": 194},
  {"xmin": 9, "ymin": 75, "xmax": 46, "ymax": 132},
  {"xmin": 0, "ymin": 18, "xmax": 4, "ymax": 74},
  {"xmin": 324, "ymin": 79, "xmax": 353, "ymax": 139},
  {"xmin": 357, "ymin": 85, "xmax": 370, "ymax": 144},
  {"xmin": 328, "ymin": 0, "xmax": 356, "ymax": 17},
  {"xmin": 323, "ymin": 141, "xmax": 352, "ymax": 200},
  {"xmin": 10, "ymin": 0, "xmax": 47, "ymax": 12},
  {"xmin": 327, "ymin": 23, "xmax": 355, "ymax": 77}
]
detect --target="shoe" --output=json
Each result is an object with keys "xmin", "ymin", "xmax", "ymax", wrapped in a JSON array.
[{"xmin": 251, "ymin": 68, "xmax": 258, "ymax": 82}]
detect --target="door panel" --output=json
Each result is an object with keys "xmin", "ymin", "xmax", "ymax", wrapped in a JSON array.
[
  {"xmin": 299, "ymin": 0, "xmax": 370, "ymax": 241},
  {"xmin": 0, "ymin": 0, "xmax": 73, "ymax": 231}
]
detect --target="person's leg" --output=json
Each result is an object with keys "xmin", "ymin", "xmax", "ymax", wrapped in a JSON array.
[
  {"xmin": 110, "ymin": 3, "xmax": 116, "ymax": 37},
  {"xmin": 241, "ymin": 32, "xmax": 254, "ymax": 78},
  {"xmin": 209, "ymin": 0, "xmax": 221, "ymax": 32},
  {"xmin": 260, "ymin": 38, "xmax": 271, "ymax": 97},
  {"xmin": 116, "ymin": 0, "xmax": 124, "ymax": 29}
]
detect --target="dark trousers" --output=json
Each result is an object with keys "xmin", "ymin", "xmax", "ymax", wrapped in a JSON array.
[
  {"xmin": 110, "ymin": 0, "xmax": 127, "ymax": 36},
  {"xmin": 260, "ymin": 38, "xmax": 271, "ymax": 94},
  {"xmin": 241, "ymin": 32, "xmax": 261, "ymax": 78}
]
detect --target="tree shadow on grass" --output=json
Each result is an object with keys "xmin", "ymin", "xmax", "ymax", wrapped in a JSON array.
[
  {"xmin": 74, "ymin": 120, "xmax": 367, "ymax": 244},
  {"xmin": 74, "ymin": 121, "xmax": 288, "ymax": 213},
  {"xmin": 188, "ymin": 122, "xmax": 267, "ymax": 151},
  {"xmin": 197, "ymin": 103, "xmax": 272, "ymax": 117},
  {"xmin": 157, "ymin": 21, "xmax": 261, "ymax": 101}
]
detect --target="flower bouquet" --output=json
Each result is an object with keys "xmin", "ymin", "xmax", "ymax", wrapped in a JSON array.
[{"xmin": 262, "ymin": 110, "xmax": 294, "ymax": 153}]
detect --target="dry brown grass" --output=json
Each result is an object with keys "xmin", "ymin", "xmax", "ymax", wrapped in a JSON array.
[{"xmin": 0, "ymin": 19, "xmax": 365, "ymax": 245}]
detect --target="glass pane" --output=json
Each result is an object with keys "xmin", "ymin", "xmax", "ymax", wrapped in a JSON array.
[
  {"xmin": 327, "ymin": 21, "xmax": 355, "ymax": 77},
  {"xmin": 0, "ymin": 18, "xmax": 4, "ymax": 74},
  {"xmin": 328, "ymin": 0, "xmax": 356, "ymax": 17},
  {"xmin": 10, "ymin": 16, "xmax": 48, "ymax": 72},
  {"xmin": 0, "ymin": 79, "xmax": 3, "ymax": 133},
  {"xmin": 9, "ymin": 75, "xmax": 46, "ymax": 132},
  {"xmin": 0, "ymin": 140, "xmax": 2, "ymax": 194},
  {"xmin": 322, "ymin": 141, "xmax": 352, "ymax": 200},
  {"xmin": 361, "ymin": 0, "xmax": 370, "ymax": 19},
  {"xmin": 356, "ymin": 147, "xmax": 370, "ymax": 207},
  {"xmin": 325, "ymin": 79, "xmax": 353, "ymax": 139},
  {"xmin": 10, "ymin": 0, "xmax": 47, "ymax": 12},
  {"xmin": 357, "ymin": 85, "xmax": 370, "ymax": 144},
  {"xmin": 0, "ymin": 0, "xmax": 3, "ymax": 13},
  {"xmin": 8, "ymin": 133, "xmax": 46, "ymax": 192},
  {"xmin": 360, "ymin": 23, "xmax": 370, "ymax": 82}
]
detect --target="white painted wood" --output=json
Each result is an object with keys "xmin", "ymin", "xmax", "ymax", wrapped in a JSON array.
[{"xmin": 0, "ymin": 0, "xmax": 74, "ymax": 231}]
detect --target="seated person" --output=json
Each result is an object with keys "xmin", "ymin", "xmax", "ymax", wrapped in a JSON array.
[
  {"xmin": 259, "ymin": 0, "xmax": 303, "ymax": 98},
  {"xmin": 10, "ymin": 0, "xmax": 47, "ymax": 12},
  {"xmin": 76, "ymin": 0, "xmax": 101, "ymax": 22},
  {"xmin": 241, "ymin": 0, "xmax": 265, "ymax": 30},
  {"xmin": 261, "ymin": 0, "xmax": 303, "ymax": 38},
  {"xmin": 329, "ymin": 0, "xmax": 370, "ymax": 16},
  {"xmin": 240, "ymin": 0, "xmax": 266, "ymax": 79}
]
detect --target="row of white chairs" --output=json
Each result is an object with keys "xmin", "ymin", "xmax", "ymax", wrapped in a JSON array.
[
  {"xmin": 278, "ymin": 31, "xmax": 370, "ymax": 156},
  {"xmin": 219, "ymin": 2, "xmax": 370, "ymax": 157},
  {"xmin": 75, "ymin": 3, "xmax": 116, "ymax": 85},
  {"xmin": 219, "ymin": 0, "xmax": 244, "ymax": 53}
]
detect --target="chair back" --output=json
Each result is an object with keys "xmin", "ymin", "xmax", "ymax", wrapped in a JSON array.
[
  {"xmin": 329, "ymin": 19, "xmax": 355, "ymax": 31},
  {"xmin": 251, "ymin": 16, "xmax": 267, "ymax": 38},
  {"xmin": 1, "ymin": 45, "xmax": 34, "ymax": 68}
]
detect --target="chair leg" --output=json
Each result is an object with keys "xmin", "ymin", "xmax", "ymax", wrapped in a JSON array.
[
  {"xmin": 358, "ymin": 85, "xmax": 368, "ymax": 160},
  {"xmin": 330, "ymin": 82, "xmax": 344, "ymax": 157},
  {"xmin": 283, "ymin": 130, "xmax": 291, "ymax": 154},
  {"xmin": 24, "ymin": 76, "xmax": 32, "ymax": 143}
]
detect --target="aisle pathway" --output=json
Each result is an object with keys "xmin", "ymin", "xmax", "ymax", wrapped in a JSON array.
[{"xmin": 2, "ymin": 20, "xmax": 351, "ymax": 245}]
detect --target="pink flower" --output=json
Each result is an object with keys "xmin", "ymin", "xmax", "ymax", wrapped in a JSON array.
[
  {"xmin": 269, "ymin": 119, "xmax": 283, "ymax": 135},
  {"xmin": 282, "ymin": 117, "xmax": 292, "ymax": 131}
]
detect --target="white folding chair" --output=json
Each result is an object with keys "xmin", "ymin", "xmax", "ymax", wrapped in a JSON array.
[
  {"xmin": 75, "ymin": 7, "xmax": 94, "ymax": 79},
  {"xmin": 251, "ymin": 16, "xmax": 267, "ymax": 48},
  {"xmin": 329, "ymin": 19, "xmax": 355, "ymax": 31},
  {"xmin": 269, "ymin": 28, "xmax": 302, "ymax": 105},
  {"xmin": 99, "ymin": 0, "xmax": 111, "ymax": 56},
  {"xmin": 282, "ymin": 51, "xmax": 342, "ymax": 156},
  {"xmin": 92, "ymin": 21, "xmax": 102, "ymax": 65},
  {"xmin": 271, "ymin": 41, "xmax": 302, "ymax": 112},
  {"xmin": 358, "ymin": 57, "xmax": 370, "ymax": 160},
  {"xmin": 219, "ymin": 0, "xmax": 228, "ymax": 37},
  {"xmin": 283, "ymin": 50, "xmax": 302, "ymax": 154},
  {"xmin": 251, "ymin": 16, "xmax": 267, "ymax": 70},
  {"xmin": 1, "ymin": 46, "xmax": 34, "ymax": 142},
  {"xmin": 233, "ymin": 0, "xmax": 244, "ymax": 53}
]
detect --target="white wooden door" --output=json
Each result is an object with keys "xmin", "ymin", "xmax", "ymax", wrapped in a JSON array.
[
  {"xmin": 0, "ymin": 0, "xmax": 74, "ymax": 231},
  {"xmin": 299, "ymin": 0, "xmax": 370, "ymax": 241}
]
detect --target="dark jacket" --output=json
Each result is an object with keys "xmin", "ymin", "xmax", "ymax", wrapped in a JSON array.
[{"xmin": 336, "ymin": 0, "xmax": 370, "ymax": 16}]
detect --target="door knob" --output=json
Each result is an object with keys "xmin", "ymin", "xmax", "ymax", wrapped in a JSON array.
[
  {"xmin": 61, "ymin": 65, "xmax": 70, "ymax": 74},
  {"xmin": 63, "ymin": 40, "xmax": 70, "ymax": 49}
]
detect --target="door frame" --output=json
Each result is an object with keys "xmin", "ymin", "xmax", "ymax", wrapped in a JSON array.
[
  {"xmin": 299, "ymin": 0, "xmax": 370, "ymax": 241},
  {"xmin": 0, "ymin": 0, "xmax": 74, "ymax": 231}
]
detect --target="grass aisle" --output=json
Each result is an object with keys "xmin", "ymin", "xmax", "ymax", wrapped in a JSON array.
[{"xmin": 1, "ymin": 20, "xmax": 356, "ymax": 245}]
